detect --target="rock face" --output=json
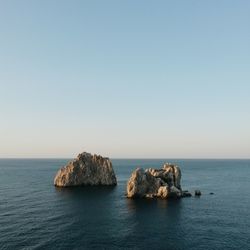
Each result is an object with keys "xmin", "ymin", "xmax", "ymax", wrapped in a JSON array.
[
  {"xmin": 127, "ymin": 163, "xmax": 189, "ymax": 199},
  {"xmin": 54, "ymin": 152, "xmax": 117, "ymax": 187}
]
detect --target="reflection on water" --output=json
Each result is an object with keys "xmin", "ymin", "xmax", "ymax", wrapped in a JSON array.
[
  {"xmin": 54, "ymin": 185, "xmax": 116, "ymax": 198},
  {"xmin": 126, "ymin": 196, "xmax": 183, "ymax": 211},
  {"xmin": 124, "ymin": 196, "xmax": 186, "ymax": 250},
  {"xmin": 53, "ymin": 185, "xmax": 119, "ymax": 225},
  {"xmin": 125, "ymin": 196, "xmax": 184, "ymax": 224},
  {"xmin": 54, "ymin": 185, "xmax": 118, "ymax": 216}
]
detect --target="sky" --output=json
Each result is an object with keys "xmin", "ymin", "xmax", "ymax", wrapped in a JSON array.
[{"xmin": 0, "ymin": 0, "xmax": 249, "ymax": 158}]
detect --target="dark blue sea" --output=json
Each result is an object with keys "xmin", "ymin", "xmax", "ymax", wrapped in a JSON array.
[{"xmin": 0, "ymin": 159, "xmax": 250, "ymax": 250}]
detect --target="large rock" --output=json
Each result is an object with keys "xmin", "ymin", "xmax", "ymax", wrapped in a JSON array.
[
  {"xmin": 54, "ymin": 152, "xmax": 117, "ymax": 187},
  {"xmin": 127, "ymin": 163, "xmax": 188, "ymax": 199}
]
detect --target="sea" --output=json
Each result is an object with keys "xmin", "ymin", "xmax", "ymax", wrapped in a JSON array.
[{"xmin": 0, "ymin": 159, "xmax": 250, "ymax": 250}]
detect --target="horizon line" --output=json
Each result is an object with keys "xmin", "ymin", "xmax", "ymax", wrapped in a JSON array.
[{"xmin": 0, "ymin": 157, "xmax": 249, "ymax": 160}]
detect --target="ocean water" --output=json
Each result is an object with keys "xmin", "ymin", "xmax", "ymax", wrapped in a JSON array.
[{"xmin": 0, "ymin": 159, "xmax": 250, "ymax": 250}]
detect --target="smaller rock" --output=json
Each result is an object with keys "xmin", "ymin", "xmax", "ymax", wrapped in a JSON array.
[
  {"xmin": 182, "ymin": 190, "xmax": 192, "ymax": 197},
  {"xmin": 126, "ymin": 163, "xmax": 183, "ymax": 199},
  {"xmin": 195, "ymin": 190, "xmax": 202, "ymax": 196},
  {"xmin": 209, "ymin": 192, "xmax": 214, "ymax": 195},
  {"xmin": 145, "ymin": 194, "xmax": 154, "ymax": 199},
  {"xmin": 169, "ymin": 186, "xmax": 182, "ymax": 198}
]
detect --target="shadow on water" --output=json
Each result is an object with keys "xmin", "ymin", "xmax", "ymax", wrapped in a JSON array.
[
  {"xmin": 126, "ymin": 197, "xmax": 183, "ymax": 214},
  {"xmin": 52, "ymin": 185, "xmax": 187, "ymax": 249},
  {"xmin": 125, "ymin": 197, "xmax": 184, "ymax": 224},
  {"xmin": 54, "ymin": 185, "xmax": 116, "ymax": 197},
  {"xmin": 123, "ymin": 198, "xmax": 186, "ymax": 249},
  {"xmin": 53, "ymin": 186, "xmax": 120, "ymax": 226},
  {"xmin": 55, "ymin": 186, "xmax": 117, "ymax": 202}
]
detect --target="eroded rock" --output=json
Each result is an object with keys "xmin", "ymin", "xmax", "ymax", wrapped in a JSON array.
[
  {"xmin": 54, "ymin": 152, "xmax": 117, "ymax": 187},
  {"xmin": 127, "ymin": 163, "xmax": 190, "ymax": 199}
]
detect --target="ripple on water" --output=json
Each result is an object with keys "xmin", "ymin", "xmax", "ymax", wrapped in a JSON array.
[{"xmin": 1, "ymin": 159, "xmax": 250, "ymax": 250}]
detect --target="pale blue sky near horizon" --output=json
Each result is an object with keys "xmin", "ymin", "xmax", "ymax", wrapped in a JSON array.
[{"xmin": 0, "ymin": 0, "xmax": 249, "ymax": 158}]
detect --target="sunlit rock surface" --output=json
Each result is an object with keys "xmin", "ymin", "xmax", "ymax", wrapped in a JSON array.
[
  {"xmin": 54, "ymin": 152, "xmax": 117, "ymax": 187},
  {"xmin": 127, "ymin": 163, "xmax": 190, "ymax": 199}
]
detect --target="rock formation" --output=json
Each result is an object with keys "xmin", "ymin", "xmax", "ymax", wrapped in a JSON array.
[
  {"xmin": 195, "ymin": 190, "xmax": 202, "ymax": 196},
  {"xmin": 54, "ymin": 152, "xmax": 117, "ymax": 187},
  {"xmin": 127, "ymin": 163, "xmax": 190, "ymax": 199}
]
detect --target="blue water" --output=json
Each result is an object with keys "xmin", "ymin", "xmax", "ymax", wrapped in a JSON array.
[{"xmin": 0, "ymin": 159, "xmax": 250, "ymax": 250}]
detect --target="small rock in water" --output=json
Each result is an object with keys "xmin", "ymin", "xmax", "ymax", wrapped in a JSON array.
[
  {"xmin": 182, "ymin": 190, "xmax": 192, "ymax": 197},
  {"xmin": 210, "ymin": 192, "xmax": 214, "ymax": 195},
  {"xmin": 195, "ymin": 190, "xmax": 202, "ymax": 196}
]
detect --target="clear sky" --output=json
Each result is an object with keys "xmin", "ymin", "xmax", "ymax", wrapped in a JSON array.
[{"xmin": 0, "ymin": 0, "xmax": 249, "ymax": 158}]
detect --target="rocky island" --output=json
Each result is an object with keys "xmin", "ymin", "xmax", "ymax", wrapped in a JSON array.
[
  {"xmin": 54, "ymin": 152, "xmax": 117, "ymax": 187},
  {"xmin": 127, "ymin": 163, "xmax": 191, "ymax": 199}
]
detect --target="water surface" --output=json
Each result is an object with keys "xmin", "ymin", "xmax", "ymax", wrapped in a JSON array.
[{"xmin": 0, "ymin": 159, "xmax": 250, "ymax": 249}]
